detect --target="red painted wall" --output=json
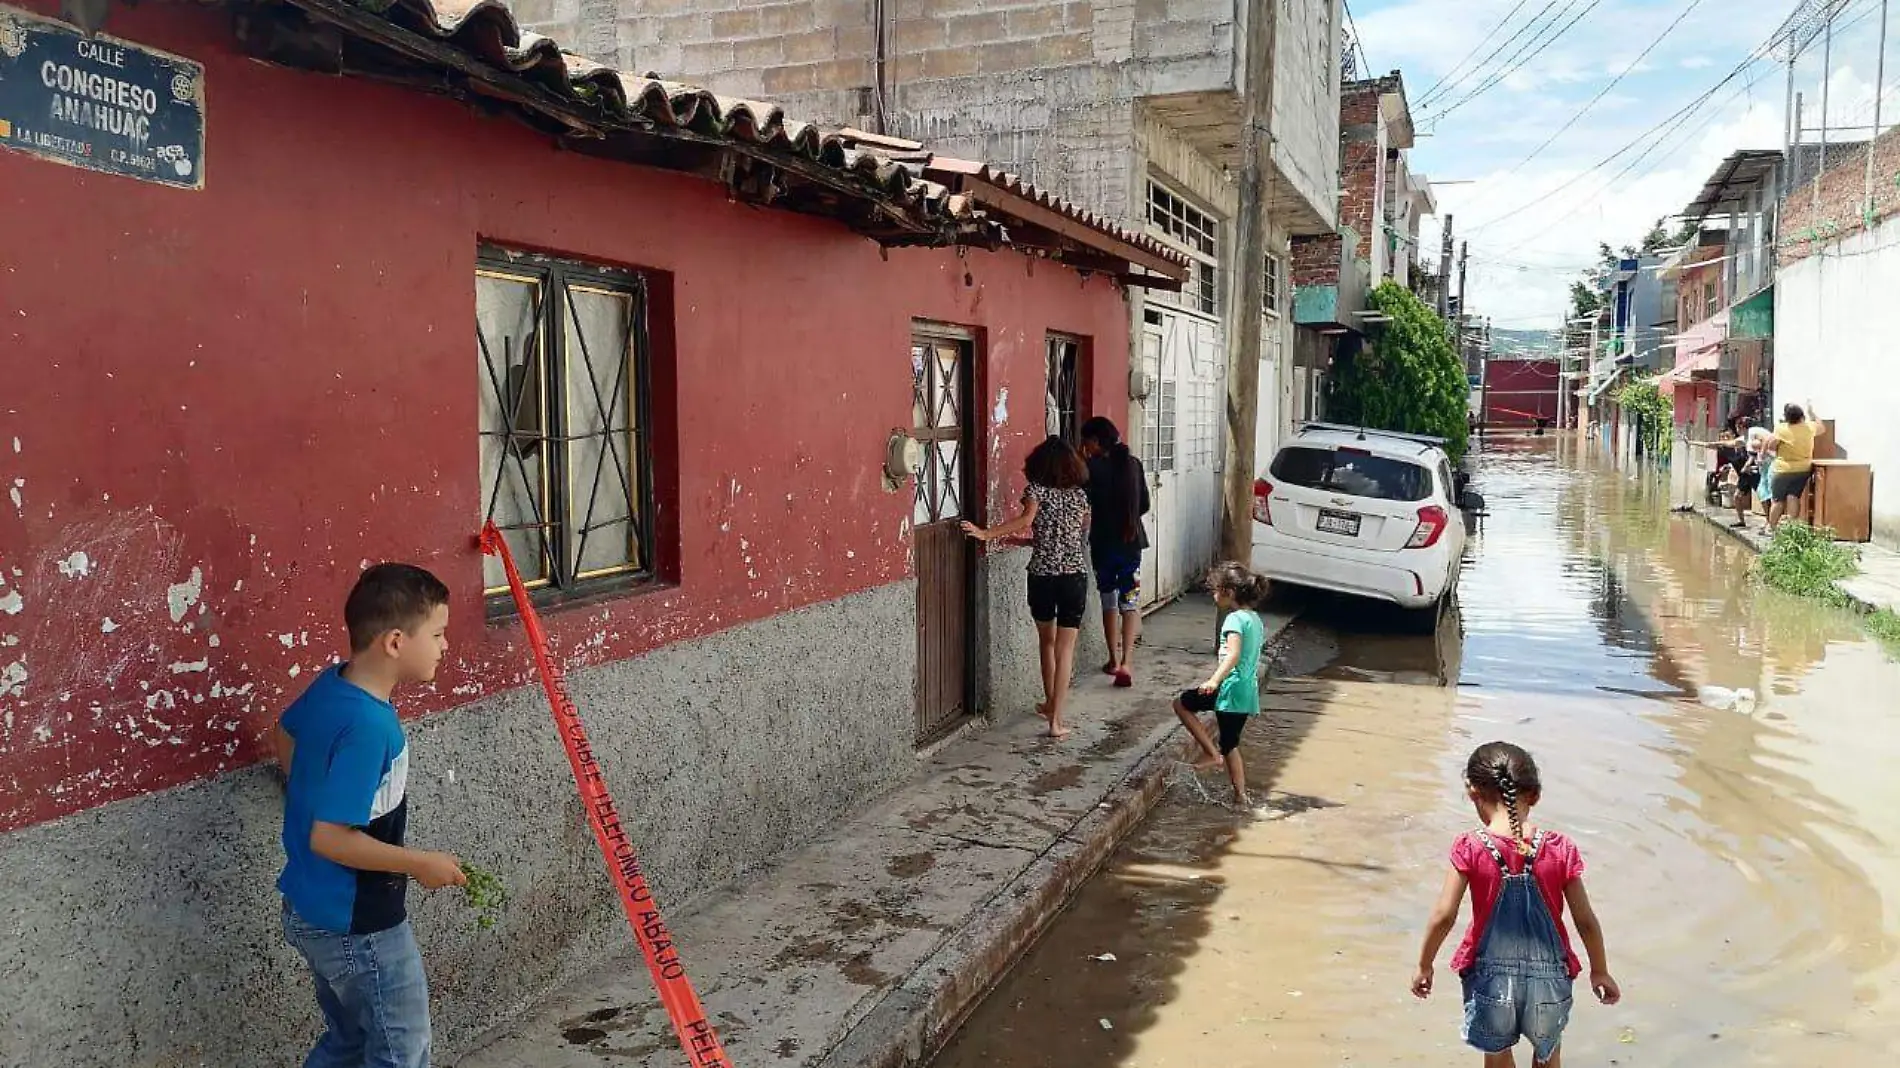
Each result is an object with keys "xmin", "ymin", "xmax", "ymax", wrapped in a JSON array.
[
  {"xmin": 1482, "ymin": 359, "xmax": 1559, "ymax": 425},
  {"xmin": 0, "ymin": 0, "xmax": 1130, "ymax": 831}
]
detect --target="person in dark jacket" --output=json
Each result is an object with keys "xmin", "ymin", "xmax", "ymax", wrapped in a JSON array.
[{"xmin": 1079, "ymin": 417, "xmax": 1150, "ymax": 687}]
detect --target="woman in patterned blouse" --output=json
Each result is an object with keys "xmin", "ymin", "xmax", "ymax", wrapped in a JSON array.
[{"xmin": 962, "ymin": 436, "xmax": 1092, "ymax": 738}]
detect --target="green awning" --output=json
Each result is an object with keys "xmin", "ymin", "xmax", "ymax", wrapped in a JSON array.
[{"xmin": 1731, "ymin": 286, "xmax": 1773, "ymax": 340}]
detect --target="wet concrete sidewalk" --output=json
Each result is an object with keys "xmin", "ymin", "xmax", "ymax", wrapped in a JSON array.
[
  {"xmin": 1688, "ymin": 501, "xmax": 1900, "ymax": 613},
  {"xmin": 456, "ymin": 596, "xmax": 1294, "ymax": 1068}
]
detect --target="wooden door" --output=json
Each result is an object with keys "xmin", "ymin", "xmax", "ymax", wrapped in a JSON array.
[{"xmin": 911, "ymin": 333, "xmax": 973, "ymax": 743}]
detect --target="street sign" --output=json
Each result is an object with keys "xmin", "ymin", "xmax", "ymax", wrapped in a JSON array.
[{"xmin": 0, "ymin": 5, "xmax": 204, "ymax": 189}]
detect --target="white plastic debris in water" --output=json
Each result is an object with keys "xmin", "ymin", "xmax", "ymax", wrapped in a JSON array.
[
  {"xmin": 1099, "ymin": 1019, "xmax": 1114, "ymax": 1031},
  {"xmin": 1696, "ymin": 686, "xmax": 1758, "ymax": 712},
  {"xmin": 1089, "ymin": 953, "xmax": 1118, "ymax": 962}
]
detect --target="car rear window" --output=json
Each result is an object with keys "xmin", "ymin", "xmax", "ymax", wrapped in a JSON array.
[{"xmin": 1270, "ymin": 446, "xmax": 1431, "ymax": 502}]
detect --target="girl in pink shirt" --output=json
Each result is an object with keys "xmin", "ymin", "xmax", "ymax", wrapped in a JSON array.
[{"xmin": 1411, "ymin": 742, "xmax": 1622, "ymax": 1067}]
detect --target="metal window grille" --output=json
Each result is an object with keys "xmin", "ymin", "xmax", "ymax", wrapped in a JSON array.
[
  {"xmin": 1145, "ymin": 380, "xmax": 1177, "ymax": 472},
  {"xmin": 1146, "ymin": 181, "xmax": 1220, "ymax": 317},
  {"xmin": 911, "ymin": 338, "xmax": 966, "ymax": 525},
  {"xmin": 477, "ymin": 248, "xmax": 653, "ymax": 602},
  {"xmin": 1185, "ymin": 378, "xmax": 1217, "ymax": 469},
  {"xmin": 1046, "ymin": 335, "xmax": 1080, "ymax": 445},
  {"xmin": 1263, "ymin": 253, "xmax": 1282, "ymax": 316}
]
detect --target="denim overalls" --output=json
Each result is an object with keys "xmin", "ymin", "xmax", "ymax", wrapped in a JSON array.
[{"xmin": 1461, "ymin": 830, "xmax": 1574, "ymax": 1064}]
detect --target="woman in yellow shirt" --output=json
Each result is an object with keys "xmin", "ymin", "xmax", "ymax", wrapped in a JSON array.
[{"xmin": 1767, "ymin": 403, "xmax": 1818, "ymax": 529}]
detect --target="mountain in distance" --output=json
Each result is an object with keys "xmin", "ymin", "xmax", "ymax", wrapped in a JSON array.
[{"xmin": 1487, "ymin": 327, "xmax": 1561, "ymax": 359}]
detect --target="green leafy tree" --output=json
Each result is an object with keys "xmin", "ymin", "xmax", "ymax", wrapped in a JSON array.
[
  {"xmin": 1327, "ymin": 281, "xmax": 1471, "ymax": 460},
  {"xmin": 1615, "ymin": 374, "xmax": 1673, "ymax": 457}
]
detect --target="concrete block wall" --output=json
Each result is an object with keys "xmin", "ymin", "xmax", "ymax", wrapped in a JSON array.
[
  {"xmin": 1270, "ymin": 0, "xmax": 1341, "ymax": 232},
  {"xmin": 1779, "ymin": 126, "xmax": 1900, "ymax": 267}
]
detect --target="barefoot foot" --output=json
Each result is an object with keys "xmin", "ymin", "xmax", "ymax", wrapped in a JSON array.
[{"xmin": 1047, "ymin": 725, "xmax": 1074, "ymax": 739}]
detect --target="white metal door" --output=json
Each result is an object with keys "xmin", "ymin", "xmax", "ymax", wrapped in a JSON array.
[
  {"xmin": 1141, "ymin": 308, "xmax": 1224, "ymax": 604},
  {"xmin": 1138, "ymin": 323, "xmax": 1164, "ymax": 605}
]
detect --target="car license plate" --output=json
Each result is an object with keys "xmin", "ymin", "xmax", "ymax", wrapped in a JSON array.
[{"xmin": 1316, "ymin": 509, "xmax": 1361, "ymax": 536}]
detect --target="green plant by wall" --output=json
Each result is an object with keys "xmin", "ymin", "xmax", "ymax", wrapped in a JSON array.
[
  {"xmin": 1615, "ymin": 375, "xmax": 1672, "ymax": 458},
  {"xmin": 1326, "ymin": 281, "xmax": 1471, "ymax": 460},
  {"xmin": 1750, "ymin": 521, "xmax": 1900, "ymax": 657},
  {"xmin": 1755, "ymin": 520, "xmax": 1858, "ymax": 606}
]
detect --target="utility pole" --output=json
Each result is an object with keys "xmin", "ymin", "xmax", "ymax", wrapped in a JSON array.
[
  {"xmin": 1220, "ymin": 0, "xmax": 1278, "ymax": 563},
  {"xmin": 1437, "ymin": 214, "xmax": 1455, "ymax": 320},
  {"xmin": 1865, "ymin": 0, "xmax": 1889, "ymax": 213},
  {"xmin": 1456, "ymin": 241, "xmax": 1470, "ymax": 377}
]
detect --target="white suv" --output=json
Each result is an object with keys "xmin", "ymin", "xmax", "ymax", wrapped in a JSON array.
[{"xmin": 1251, "ymin": 423, "xmax": 1468, "ymax": 629}]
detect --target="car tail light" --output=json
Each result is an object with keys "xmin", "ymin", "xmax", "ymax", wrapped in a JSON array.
[
  {"xmin": 1407, "ymin": 504, "xmax": 1448, "ymax": 549},
  {"xmin": 1252, "ymin": 479, "xmax": 1273, "ymax": 525}
]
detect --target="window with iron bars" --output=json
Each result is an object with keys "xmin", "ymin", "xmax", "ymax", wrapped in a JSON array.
[
  {"xmin": 1046, "ymin": 335, "xmax": 1081, "ymax": 445},
  {"xmin": 477, "ymin": 248, "xmax": 654, "ymax": 604},
  {"xmin": 1263, "ymin": 253, "xmax": 1283, "ymax": 317},
  {"xmin": 1143, "ymin": 380, "xmax": 1177, "ymax": 473},
  {"xmin": 1146, "ymin": 181, "xmax": 1220, "ymax": 317}
]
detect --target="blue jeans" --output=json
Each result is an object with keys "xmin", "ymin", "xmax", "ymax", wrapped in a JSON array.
[{"xmin": 282, "ymin": 900, "xmax": 432, "ymax": 1068}]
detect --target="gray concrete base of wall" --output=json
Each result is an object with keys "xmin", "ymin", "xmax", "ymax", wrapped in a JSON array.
[{"xmin": 1, "ymin": 580, "xmax": 928, "ymax": 1066}]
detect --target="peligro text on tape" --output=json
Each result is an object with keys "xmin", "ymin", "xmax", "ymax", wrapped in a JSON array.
[{"xmin": 479, "ymin": 522, "xmax": 733, "ymax": 1068}]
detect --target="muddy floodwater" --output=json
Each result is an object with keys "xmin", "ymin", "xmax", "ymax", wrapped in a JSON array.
[{"xmin": 933, "ymin": 437, "xmax": 1900, "ymax": 1067}]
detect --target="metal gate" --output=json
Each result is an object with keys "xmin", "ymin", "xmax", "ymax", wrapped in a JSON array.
[
  {"xmin": 911, "ymin": 331, "xmax": 973, "ymax": 744},
  {"xmin": 1139, "ymin": 307, "xmax": 1223, "ymax": 605}
]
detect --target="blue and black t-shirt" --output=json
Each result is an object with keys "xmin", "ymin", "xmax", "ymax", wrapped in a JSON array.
[{"xmin": 277, "ymin": 665, "xmax": 411, "ymax": 934}]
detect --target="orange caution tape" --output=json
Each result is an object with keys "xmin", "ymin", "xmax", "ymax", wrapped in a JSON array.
[{"xmin": 479, "ymin": 523, "xmax": 732, "ymax": 1068}]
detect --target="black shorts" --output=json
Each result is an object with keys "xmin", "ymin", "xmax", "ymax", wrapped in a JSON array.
[
  {"xmin": 1177, "ymin": 690, "xmax": 1250, "ymax": 754},
  {"xmin": 1771, "ymin": 469, "xmax": 1813, "ymax": 502},
  {"xmin": 1027, "ymin": 573, "xmax": 1088, "ymax": 629},
  {"xmin": 1736, "ymin": 468, "xmax": 1761, "ymax": 493}
]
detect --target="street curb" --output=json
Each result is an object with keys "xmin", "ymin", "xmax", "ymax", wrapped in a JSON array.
[
  {"xmin": 802, "ymin": 597, "xmax": 1326, "ymax": 1068},
  {"xmin": 1688, "ymin": 505, "xmax": 1881, "ymax": 614},
  {"xmin": 813, "ymin": 719, "xmax": 1198, "ymax": 1068}
]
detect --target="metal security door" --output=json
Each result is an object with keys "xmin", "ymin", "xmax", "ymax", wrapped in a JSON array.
[
  {"xmin": 1142, "ymin": 309, "xmax": 1223, "ymax": 604},
  {"xmin": 912, "ymin": 333, "xmax": 973, "ymax": 744},
  {"xmin": 1138, "ymin": 321, "xmax": 1166, "ymax": 605}
]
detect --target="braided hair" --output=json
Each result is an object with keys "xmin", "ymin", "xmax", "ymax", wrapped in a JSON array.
[{"xmin": 1465, "ymin": 742, "xmax": 1541, "ymax": 857}]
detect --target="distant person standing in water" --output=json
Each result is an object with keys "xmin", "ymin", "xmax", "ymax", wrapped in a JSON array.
[
  {"xmin": 1079, "ymin": 417, "xmax": 1149, "ymax": 688},
  {"xmin": 963, "ymin": 437, "xmax": 1091, "ymax": 739}
]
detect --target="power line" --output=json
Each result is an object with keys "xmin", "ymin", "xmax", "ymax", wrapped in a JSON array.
[
  {"xmin": 1466, "ymin": 32, "xmax": 1784, "ymax": 234},
  {"xmin": 1504, "ymin": 0, "xmax": 1713, "ymax": 175},
  {"xmin": 1418, "ymin": 0, "xmax": 1568, "ymax": 110},
  {"xmin": 1413, "ymin": 0, "xmax": 1538, "ymax": 105},
  {"xmin": 1427, "ymin": 0, "xmax": 1613, "ymax": 124}
]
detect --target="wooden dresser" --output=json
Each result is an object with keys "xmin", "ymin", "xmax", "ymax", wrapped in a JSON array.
[{"xmin": 1807, "ymin": 460, "xmax": 1874, "ymax": 542}]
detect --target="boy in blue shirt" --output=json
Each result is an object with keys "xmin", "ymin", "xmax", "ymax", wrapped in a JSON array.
[{"xmin": 273, "ymin": 564, "xmax": 465, "ymax": 1067}]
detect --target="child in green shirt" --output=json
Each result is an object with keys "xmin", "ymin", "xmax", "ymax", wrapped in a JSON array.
[{"xmin": 1173, "ymin": 562, "xmax": 1270, "ymax": 807}]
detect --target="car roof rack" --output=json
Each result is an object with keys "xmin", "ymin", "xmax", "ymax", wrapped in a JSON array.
[{"xmin": 1297, "ymin": 421, "xmax": 1448, "ymax": 449}]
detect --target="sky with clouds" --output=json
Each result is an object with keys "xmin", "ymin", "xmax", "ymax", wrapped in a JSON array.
[{"xmin": 1348, "ymin": 0, "xmax": 1897, "ymax": 331}]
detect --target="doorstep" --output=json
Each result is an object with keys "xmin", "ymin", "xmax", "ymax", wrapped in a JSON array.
[{"xmin": 455, "ymin": 596, "xmax": 1296, "ymax": 1068}]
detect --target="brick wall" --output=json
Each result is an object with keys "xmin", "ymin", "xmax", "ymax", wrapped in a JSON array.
[
  {"xmin": 1339, "ymin": 138, "xmax": 1382, "ymax": 262},
  {"xmin": 1341, "ymin": 81, "xmax": 1381, "ymax": 127},
  {"xmin": 1780, "ymin": 125, "xmax": 1900, "ymax": 266},
  {"xmin": 1292, "ymin": 233, "xmax": 1342, "ymax": 287}
]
